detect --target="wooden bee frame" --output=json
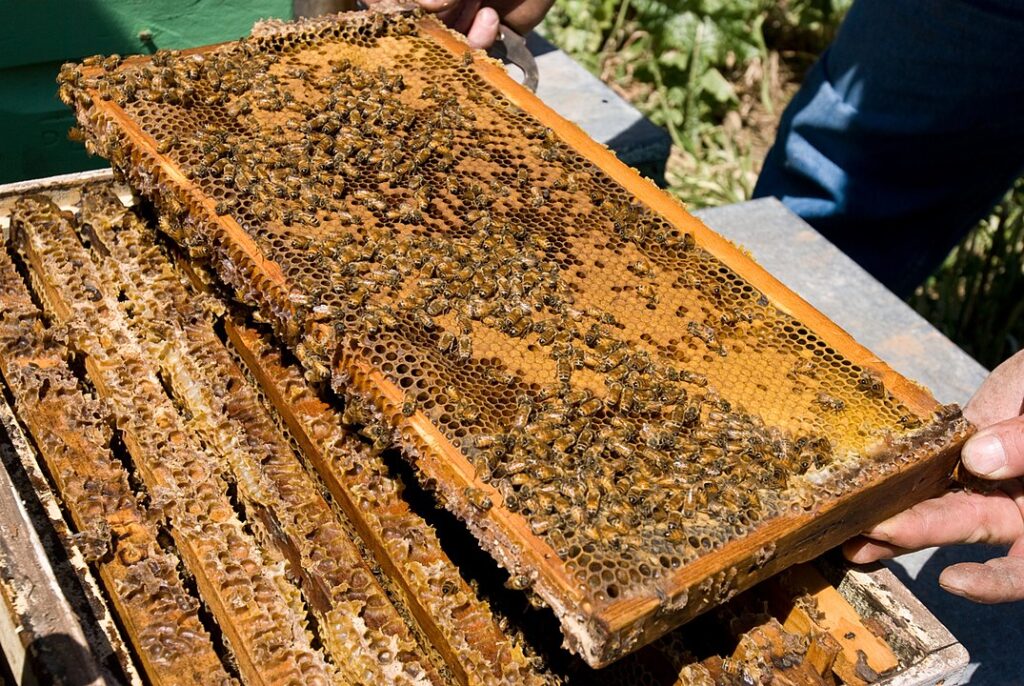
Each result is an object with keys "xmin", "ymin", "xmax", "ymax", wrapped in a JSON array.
[
  {"xmin": 0, "ymin": 171, "xmax": 973, "ymax": 685},
  {"xmin": 60, "ymin": 9, "xmax": 971, "ymax": 666}
]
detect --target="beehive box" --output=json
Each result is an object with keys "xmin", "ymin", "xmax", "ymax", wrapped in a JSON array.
[
  {"xmin": 0, "ymin": 171, "xmax": 970, "ymax": 685},
  {"xmin": 55, "ymin": 8, "xmax": 971, "ymax": 667}
]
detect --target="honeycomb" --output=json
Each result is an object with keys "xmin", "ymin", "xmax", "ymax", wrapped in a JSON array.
[
  {"xmin": 10, "ymin": 195, "xmax": 331, "ymax": 686},
  {"xmin": 0, "ymin": 243, "xmax": 230, "ymax": 686},
  {"xmin": 78, "ymin": 184, "xmax": 554, "ymax": 686},
  {"xmin": 77, "ymin": 191, "xmax": 446, "ymax": 686},
  {"xmin": 57, "ymin": 7, "xmax": 970, "ymax": 665},
  {"xmin": 0, "ymin": 180, "xmax": 917, "ymax": 684}
]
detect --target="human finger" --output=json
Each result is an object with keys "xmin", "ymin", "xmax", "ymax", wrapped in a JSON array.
[
  {"xmin": 860, "ymin": 490, "xmax": 1024, "ymax": 550},
  {"xmin": 415, "ymin": 0, "xmax": 466, "ymax": 26},
  {"xmin": 964, "ymin": 348, "xmax": 1024, "ymax": 428},
  {"xmin": 414, "ymin": 0, "xmax": 461, "ymax": 12},
  {"xmin": 962, "ymin": 415, "xmax": 1024, "ymax": 479},
  {"xmin": 452, "ymin": 0, "xmax": 482, "ymax": 33},
  {"xmin": 939, "ymin": 556, "xmax": 1024, "ymax": 603},
  {"xmin": 486, "ymin": 0, "xmax": 556, "ymax": 35},
  {"xmin": 361, "ymin": 0, "xmax": 458, "ymax": 11},
  {"xmin": 465, "ymin": 7, "xmax": 500, "ymax": 49},
  {"xmin": 842, "ymin": 536, "xmax": 914, "ymax": 564}
]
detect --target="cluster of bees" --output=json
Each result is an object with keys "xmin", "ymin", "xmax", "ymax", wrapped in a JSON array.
[
  {"xmin": 0, "ymin": 186, "xmax": 871, "ymax": 685},
  {"xmin": 58, "ymin": 7, "xmax": 941, "ymax": 654}
]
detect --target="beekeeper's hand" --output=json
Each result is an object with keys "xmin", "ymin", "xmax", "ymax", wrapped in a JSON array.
[
  {"xmin": 844, "ymin": 349, "xmax": 1024, "ymax": 603},
  {"xmin": 366, "ymin": 0, "xmax": 554, "ymax": 49}
]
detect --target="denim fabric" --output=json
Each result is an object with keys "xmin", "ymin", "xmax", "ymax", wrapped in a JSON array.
[{"xmin": 753, "ymin": 0, "xmax": 1024, "ymax": 296}]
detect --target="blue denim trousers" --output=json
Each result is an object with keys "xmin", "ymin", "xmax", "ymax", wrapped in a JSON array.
[{"xmin": 753, "ymin": 0, "xmax": 1024, "ymax": 296}]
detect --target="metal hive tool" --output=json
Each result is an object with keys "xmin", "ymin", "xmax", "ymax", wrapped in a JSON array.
[{"xmin": 56, "ymin": 7, "xmax": 971, "ymax": 666}]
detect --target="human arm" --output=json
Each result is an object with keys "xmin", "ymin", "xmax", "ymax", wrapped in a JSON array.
[{"xmin": 844, "ymin": 349, "xmax": 1024, "ymax": 603}]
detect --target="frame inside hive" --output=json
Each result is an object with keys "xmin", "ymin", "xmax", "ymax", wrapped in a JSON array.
[
  {"xmin": 61, "ymin": 9, "xmax": 971, "ymax": 666},
  {"xmin": 0, "ymin": 173, "xmax": 970, "ymax": 685}
]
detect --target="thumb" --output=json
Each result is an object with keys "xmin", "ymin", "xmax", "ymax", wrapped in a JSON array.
[
  {"xmin": 962, "ymin": 415, "xmax": 1024, "ymax": 480},
  {"xmin": 939, "ymin": 557, "xmax": 1024, "ymax": 603},
  {"xmin": 466, "ymin": 7, "xmax": 500, "ymax": 49}
]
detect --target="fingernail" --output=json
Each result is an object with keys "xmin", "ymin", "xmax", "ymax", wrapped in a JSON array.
[
  {"xmin": 938, "ymin": 569, "xmax": 970, "ymax": 597},
  {"xmin": 938, "ymin": 579, "xmax": 969, "ymax": 597},
  {"xmin": 963, "ymin": 433, "xmax": 1006, "ymax": 476}
]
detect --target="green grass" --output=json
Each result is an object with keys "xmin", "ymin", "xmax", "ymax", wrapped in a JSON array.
[
  {"xmin": 910, "ymin": 182, "xmax": 1024, "ymax": 369},
  {"xmin": 540, "ymin": 0, "xmax": 1024, "ymax": 370}
]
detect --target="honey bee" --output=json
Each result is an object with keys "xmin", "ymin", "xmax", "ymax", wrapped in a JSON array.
[
  {"xmin": 486, "ymin": 366, "xmax": 516, "ymax": 386},
  {"xmin": 790, "ymin": 358, "xmax": 817, "ymax": 379},
  {"xmin": 577, "ymin": 397, "xmax": 603, "ymax": 417},
  {"xmin": 457, "ymin": 401, "xmax": 481, "ymax": 424},
  {"xmin": 607, "ymin": 438, "xmax": 634, "ymax": 459},
  {"xmin": 527, "ymin": 422, "xmax": 561, "ymax": 445},
  {"xmin": 401, "ymin": 397, "xmax": 418, "ymax": 416},
  {"xmin": 857, "ymin": 370, "xmax": 885, "ymax": 398},
  {"xmin": 628, "ymin": 259, "xmax": 656, "ymax": 279},
  {"xmin": 156, "ymin": 135, "xmax": 179, "ymax": 154},
  {"xmin": 411, "ymin": 308, "xmax": 435, "ymax": 331},
  {"xmin": 555, "ymin": 358, "xmax": 573, "ymax": 385},
  {"xmin": 353, "ymin": 189, "xmax": 387, "ymax": 213},
  {"xmin": 814, "ymin": 392, "xmax": 846, "ymax": 412},
  {"xmin": 464, "ymin": 487, "xmax": 493, "ymax": 511},
  {"xmin": 424, "ymin": 297, "xmax": 449, "ymax": 317},
  {"xmin": 897, "ymin": 414, "xmax": 923, "ymax": 429},
  {"xmin": 511, "ymin": 398, "xmax": 533, "ymax": 431},
  {"xmin": 511, "ymin": 168, "xmax": 530, "ymax": 190},
  {"xmin": 687, "ymin": 321, "xmax": 717, "ymax": 346},
  {"xmin": 576, "ymin": 428, "xmax": 595, "ymax": 451},
  {"xmin": 434, "ymin": 333, "xmax": 454, "ymax": 354},
  {"xmin": 636, "ymin": 283, "xmax": 659, "ymax": 303},
  {"xmin": 456, "ymin": 334, "xmax": 472, "ymax": 360},
  {"xmin": 552, "ymin": 433, "xmax": 576, "ymax": 453},
  {"xmin": 506, "ymin": 575, "xmax": 532, "ymax": 591},
  {"xmin": 387, "ymin": 201, "xmax": 421, "ymax": 224},
  {"xmin": 474, "ymin": 434, "xmax": 498, "ymax": 450},
  {"xmin": 529, "ymin": 186, "xmax": 547, "ymax": 208}
]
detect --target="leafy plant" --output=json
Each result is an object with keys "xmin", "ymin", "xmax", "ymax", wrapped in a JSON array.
[
  {"xmin": 541, "ymin": 0, "xmax": 849, "ymax": 154},
  {"xmin": 665, "ymin": 127, "xmax": 759, "ymax": 208},
  {"xmin": 910, "ymin": 182, "xmax": 1024, "ymax": 369}
]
